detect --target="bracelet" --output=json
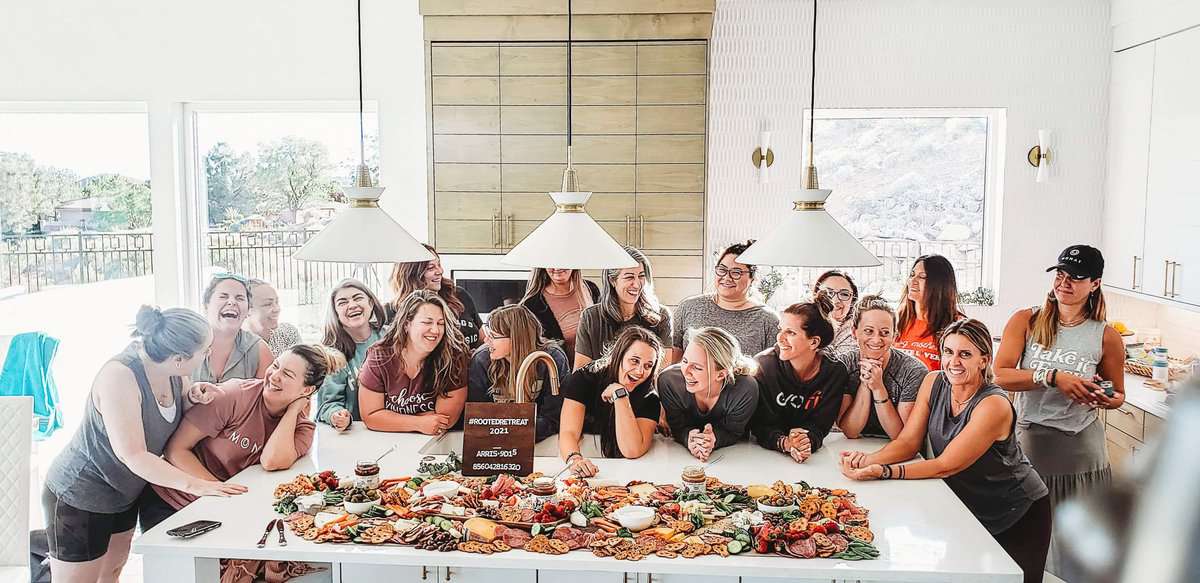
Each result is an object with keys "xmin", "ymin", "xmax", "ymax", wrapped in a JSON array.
[
  {"xmin": 872, "ymin": 396, "xmax": 889, "ymax": 404},
  {"xmin": 777, "ymin": 435, "xmax": 790, "ymax": 453},
  {"xmin": 565, "ymin": 451, "xmax": 582, "ymax": 463},
  {"xmin": 1033, "ymin": 368, "xmax": 1047, "ymax": 388},
  {"xmin": 897, "ymin": 465, "xmax": 906, "ymax": 480},
  {"xmin": 1049, "ymin": 369, "xmax": 1058, "ymax": 387},
  {"xmin": 879, "ymin": 464, "xmax": 892, "ymax": 479}
]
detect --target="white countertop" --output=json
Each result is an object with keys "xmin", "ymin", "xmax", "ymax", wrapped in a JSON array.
[
  {"xmin": 1122, "ymin": 372, "xmax": 1171, "ymax": 419},
  {"xmin": 133, "ymin": 427, "xmax": 1022, "ymax": 582}
]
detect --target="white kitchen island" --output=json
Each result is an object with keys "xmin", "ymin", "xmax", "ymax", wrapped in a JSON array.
[{"xmin": 133, "ymin": 426, "xmax": 1023, "ymax": 583}]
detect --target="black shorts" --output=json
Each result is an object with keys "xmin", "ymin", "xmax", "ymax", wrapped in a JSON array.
[
  {"xmin": 136, "ymin": 485, "xmax": 180, "ymax": 533},
  {"xmin": 42, "ymin": 486, "xmax": 139, "ymax": 563}
]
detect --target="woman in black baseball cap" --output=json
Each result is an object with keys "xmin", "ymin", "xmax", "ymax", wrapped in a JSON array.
[{"xmin": 992, "ymin": 244, "xmax": 1127, "ymax": 581}]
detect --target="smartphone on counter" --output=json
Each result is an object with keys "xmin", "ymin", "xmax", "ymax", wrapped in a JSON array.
[{"xmin": 166, "ymin": 520, "xmax": 222, "ymax": 539}]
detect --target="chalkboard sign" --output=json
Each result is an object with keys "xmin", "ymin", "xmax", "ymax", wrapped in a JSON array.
[{"xmin": 461, "ymin": 402, "xmax": 536, "ymax": 477}]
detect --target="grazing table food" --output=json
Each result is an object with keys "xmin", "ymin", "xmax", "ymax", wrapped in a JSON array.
[{"xmin": 269, "ymin": 459, "xmax": 880, "ymax": 562}]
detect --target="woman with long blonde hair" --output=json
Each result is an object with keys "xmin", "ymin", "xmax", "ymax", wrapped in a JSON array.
[
  {"xmin": 467, "ymin": 304, "xmax": 568, "ymax": 441},
  {"xmin": 994, "ymin": 245, "xmax": 1125, "ymax": 581},
  {"xmin": 388, "ymin": 244, "xmax": 484, "ymax": 349},
  {"xmin": 520, "ymin": 268, "xmax": 600, "ymax": 363},
  {"xmin": 658, "ymin": 327, "xmax": 759, "ymax": 461},
  {"xmin": 358, "ymin": 290, "xmax": 471, "ymax": 434}
]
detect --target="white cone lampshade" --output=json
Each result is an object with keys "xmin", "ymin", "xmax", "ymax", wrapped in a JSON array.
[
  {"xmin": 738, "ymin": 187, "xmax": 881, "ymax": 267},
  {"xmin": 502, "ymin": 191, "xmax": 636, "ymax": 270},
  {"xmin": 293, "ymin": 185, "xmax": 432, "ymax": 264}
]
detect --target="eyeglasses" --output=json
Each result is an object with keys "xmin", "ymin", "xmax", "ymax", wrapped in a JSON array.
[
  {"xmin": 715, "ymin": 265, "xmax": 752, "ymax": 281},
  {"xmin": 819, "ymin": 287, "xmax": 854, "ymax": 302}
]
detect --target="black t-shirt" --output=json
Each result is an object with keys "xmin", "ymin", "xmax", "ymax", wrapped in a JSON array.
[
  {"xmin": 751, "ymin": 348, "xmax": 849, "ymax": 453},
  {"xmin": 657, "ymin": 365, "xmax": 759, "ymax": 450},
  {"xmin": 561, "ymin": 366, "xmax": 660, "ymax": 458}
]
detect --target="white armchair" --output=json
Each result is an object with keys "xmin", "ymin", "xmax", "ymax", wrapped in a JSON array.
[{"xmin": 0, "ymin": 397, "xmax": 32, "ymax": 583}]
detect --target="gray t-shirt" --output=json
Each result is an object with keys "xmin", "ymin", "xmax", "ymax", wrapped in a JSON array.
[
  {"xmin": 837, "ymin": 347, "xmax": 928, "ymax": 437},
  {"xmin": 1015, "ymin": 316, "xmax": 1105, "ymax": 434},
  {"xmin": 193, "ymin": 329, "xmax": 263, "ymax": 383},
  {"xmin": 672, "ymin": 294, "xmax": 779, "ymax": 356},
  {"xmin": 657, "ymin": 365, "xmax": 759, "ymax": 449},
  {"xmin": 575, "ymin": 304, "xmax": 673, "ymax": 360}
]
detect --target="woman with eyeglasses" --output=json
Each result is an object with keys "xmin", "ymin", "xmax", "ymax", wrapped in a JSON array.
[
  {"xmin": 388, "ymin": 244, "xmax": 485, "ymax": 350},
  {"xmin": 559, "ymin": 326, "xmax": 665, "ymax": 476},
  {"xmin": 673, "ymin": 241, "xmax": 780, "ymax": 358},
  {"xmin": 574, "ymin": 246, "xmax": 673, "ymax": 370},
  {"xmin": 841, "ymin": 319, "xmax": 1050, "ymax": 583},
  {"xmin": 993, "ymin": 245, "xmax": 1125, "ymax": 581},
  {"xmin": 467, "ymin": 305, "xmax": 568, "ymax": 441},
  {"xmin": 894, "ymin": 255, "xmax": 964, "ymax": 371},
  {"xmin": 812, "ymin": 270, "xmax": 859, "ymax": 357},
  {"xmin": 315, "ymin": 279, "xmax": 388, "ymax": 431},
  {"xmin": 519, "ymin": 268, "xmax": 600, "ymax": 363},
  {"xmin": 837, "ymin": 295, "xmax": 929, "ymax": 439},
  {"xmin": 358, "ymin": 290, "xmax": 471, "ymax": 435},
  {"xmin": 194, "ymin": 273, "xmax": 272, "ymax": 382},
  {"xmin": 244, "ymin": 278, "xmax": 302, "ymax": 357},
  {"xmin": 658, "ymin": 327, "xmax": 759, "ymax": 461}
]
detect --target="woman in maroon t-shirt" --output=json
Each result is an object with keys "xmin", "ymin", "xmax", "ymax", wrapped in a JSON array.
[
  {"xmin": 358, "ymin": 289, "xmax": 471, "ymax": 435},
  {"xmin": 138, "ymin": 343, "xmax": 345, "ymax": 530}
]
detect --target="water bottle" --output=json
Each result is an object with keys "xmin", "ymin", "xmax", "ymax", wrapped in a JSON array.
[{"xmin": 1151, "ymin": 354, "xmax": 1170, "ymax": 383}]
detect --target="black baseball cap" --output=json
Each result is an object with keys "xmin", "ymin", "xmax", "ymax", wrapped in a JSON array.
[{"xmin": 1046, "ymin": 245, "xmax": 1104, "ymax": 279}]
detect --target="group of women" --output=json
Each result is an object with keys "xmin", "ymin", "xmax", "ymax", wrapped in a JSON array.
[{"xmin": 44, "ymin": 241, "xmax": 1122, "ymax": 583}]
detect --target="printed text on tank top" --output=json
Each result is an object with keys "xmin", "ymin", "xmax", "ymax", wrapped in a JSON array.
[{"xmin": 1024, "ymin": 342, "xmax": 1099, "ymax": 375}]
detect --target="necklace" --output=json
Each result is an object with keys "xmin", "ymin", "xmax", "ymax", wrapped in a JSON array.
[
  {"xmin": 1058, "ymin": 313, "xmax": 1087, "ymax": 327},
  {"xmin": 951, "ymin": 387, "xmax": 978, "ymax": 413}
]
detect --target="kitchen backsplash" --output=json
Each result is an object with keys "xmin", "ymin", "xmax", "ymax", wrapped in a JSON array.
[{"xmin": 1106, "ymin": 292, "xmax": 1200, "ymax": 358}]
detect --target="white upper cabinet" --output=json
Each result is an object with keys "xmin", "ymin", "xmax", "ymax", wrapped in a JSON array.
[
  {"xmin": 1143, "ymin": 27, "xmax": 1200, "ymax": 305},
  {"xmin": 1102, "ymin": 42, "xmax": 1156, "ymax": 293}
]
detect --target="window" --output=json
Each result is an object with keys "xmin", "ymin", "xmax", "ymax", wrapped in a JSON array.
[
  {"xmin": 786, "ymin": 108, "xmax": 1001, "ymax": 304},
  {"xmin": 185, "ymin": 102, "xmax": 380, "ymax": 338}
]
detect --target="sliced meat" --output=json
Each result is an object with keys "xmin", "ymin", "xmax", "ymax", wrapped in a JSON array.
[
  {"xmin": 829, "ymin": 534, "xmax": 849, "ymax": 554},
  {"xmin": 796, "ymin": 537, "xmax": 817, "ymax": 559},
  {"xmin": 503, "ymin": 529, "xmax": 532, "ymax": 549}
]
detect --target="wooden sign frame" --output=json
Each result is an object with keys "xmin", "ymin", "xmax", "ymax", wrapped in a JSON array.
[{"xmin": 461, "ymin": 402, "xmax": 536, "ymax": 477}]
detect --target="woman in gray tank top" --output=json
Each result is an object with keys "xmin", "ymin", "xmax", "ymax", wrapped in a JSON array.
[
  {"xmin": 194, "ymin": 273, "xmax": 271, "ymax": 383},
  {"xmin": 840, "ymin": 319, "xmax": 1050, "ymax": 583},
  {"xmin": 995, "ymin": 245, "xmax": 1127, "ymax": 581},
  {"xmin": 42, "ymin": 306, "xmax": 247, "ymax": 582}
]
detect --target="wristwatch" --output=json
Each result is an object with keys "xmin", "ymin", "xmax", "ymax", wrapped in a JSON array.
[{"xmin": 613, "ymin": 387, "xmax": 629, "ymax": 400}]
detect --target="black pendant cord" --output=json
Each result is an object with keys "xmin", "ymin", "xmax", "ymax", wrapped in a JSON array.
[
  {"xmin": 357, "ymin": 0, "xmax": 366, "ymax": 166},
  {"xmin": 809, "ymin": 0, "xmax": 817, "ymax": 146},
  {"xmin": 567, "ymin": 0, "xmax": 573, "ymax": 148}
]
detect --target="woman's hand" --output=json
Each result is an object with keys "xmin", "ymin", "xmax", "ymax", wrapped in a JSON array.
[
  {"xmin": 688, "ymin": 424, "xmax": 716, "ymax": 461},
  {"xmin": 840, "ymin": 450, "xmax": 870, "ymax": 469},
  {"xmin": 786, "ymin": 428, "xmax": 812, "ymax": 463},
  {"xmin": 187, "ymin": 382, "xmax": 222, "ymax": 406},
  {"xmin": 569, "ymin": 456, "xmax": 599, "ymax": 478},
  {"xmin": 331, "ymin": 409, "xmax": 352, "ymax": 431},
  {"xmin": 414, "ymin": 413, "xmax": 451, "ymax": 435},
  {"xmin": 287, "ymin": 397, "xmax": 311, "ymax": 418},
  {"xmin": 601, "ymin": 383, "xmax": 625, "ymax": 403},
  {"xmin": 861, "ymin": 358, "xmax": 885, "ymax": 393},
  {"xmin": 840, "ymin": 458, "xmax": 884, "ymax": 481},
  {"xmin": 185, "ymin": 478, "xmax": 249, "ymax": 497},
  {"xmin": 1053, "ymin": 371, "xmax": 1100, "ymax": 404}
]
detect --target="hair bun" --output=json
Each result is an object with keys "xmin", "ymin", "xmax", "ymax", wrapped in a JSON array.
[{"xmin": 133, "ymin": 305, "xmax": 167, "ymax": 337}]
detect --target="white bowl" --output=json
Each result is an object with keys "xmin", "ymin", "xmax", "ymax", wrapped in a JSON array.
[
  {"xmin": 611, "ymin": 505, "xmax": 656, "ymax": 531},
  {"xmin": 756, "ymin": 501, "xmax": 798, "ymax": 515},
  {"xmin": 344, "ymin": 498, "xmax": 382, "ymax": 515},
  {"xmin": 422, "ymin": 480, "xmax": 461, "ymax": 499}
]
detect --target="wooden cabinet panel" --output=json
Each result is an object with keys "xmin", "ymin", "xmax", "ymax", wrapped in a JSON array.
[
  {"xmin": 572, "ymin": 76, "xmax": 637, "ymax": 105},
  {"xmin": 637, "ymin": 193, "xmax": 704, "ymax": 221},
  {"xmin": 433, "ymin": 77, "xmax": 500, "ymax": 105},
  {"xmin": 501, "ymin": 76, "xmax": 566, "ymax": 105},
  {"xmin": 436, "ymin": 220, "xmax": 500, "ymax": 252},
  {"xmin": 655, "ymin": 277, "xmax": 703, "ymax": 306},
  {"xmin": 501, "ymin": 135, "xmax": 566, "ymax": 164},
  {"xmin": 432, "ymin": 44, "xmax": 499, "ymax": 75},
  {"xmin": 509, "ymin": 192, "xmax": 637, "ymax": 222},
  {"xmin": 1144, "ymin": 412, "xmax": 1165, "ymax": 440},
  {"xmin": 637, "ymin": 105, "xmax": 706, "ymax": 134},
  {"xmin": 637, "ymin": 43, "xmax": 707, "ymax": 74},
  {"xmin": 504, "ymin": 192, "xmax": 556, "ymax": 221},
  {"xmin": 502, "ymin": 106, "xmax": 567, "ymax": 134},
  {"xmin": 574, "ymin": 135, "xmax": 637, "ymax": 163},
  {"xmin": 585, "ymin": 193, "xmax": 638, "ymax": 220},
  {"xmin": 1105, "ymin": 424, "xmax": 1138, "ymax": 477},
  {"xmin": 434, "ymin": 163, "xmax": 501, "ymax": 191},
  {"xmin": 433, "ymin": 106, "xmax": 500, "ymax": 134},
  {"xmin": 436, "ymin": 191, "xmax": 501, "ymax": 220},
  {"xmin": 500, "ymin": 45, "xmax": 565, "ymax": 76},
  {"xmin": 646, "ymin": 254, "xmax": 703, "ymax": 278},
  {"xmin": 640, "ymin": 221, "xmax": 703, "ymax": 251},
  {"xmin": 577, "ymin": 164, "xmax": 636, "ymax": 193},
  {"xmin": 637, "ymin": 135, "xmax": 705, "ymax": 163},
  {"xmin": 1107, "ymin": 403, "xmax": 1145, "ymax": 441},
  {"xmin": 573, "ymin": 106, "xmax": 637, "ymax": 134},
  {"xmin": 637, "ymin": 75, "xmax": 706, "ymax": 105},
  {"xmin": 572, "ymin": 45, "xmax": 637, "ymax": 75},
  {"xmin": 434, "ymin": 135, "xmax": 501, "ymax": 163},
  {"xmin": 503, "ymin": 164, "xmax": 562, "ymax": 192},
  {"xmin": 637, "ymin": 164, "xmax": 705, "ymax": 192}
]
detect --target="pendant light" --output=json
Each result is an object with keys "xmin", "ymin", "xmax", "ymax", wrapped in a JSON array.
[
  {"xmin": 293, "ymin": 0, "xmax": 433, "ymax": 285},
  {"xmin": 502, "ymin": 0, "xmax": 637, "ymax": 270},
  {"xmin": 738, "ymin": 0, "xmax": 880, "ymax": 268}
]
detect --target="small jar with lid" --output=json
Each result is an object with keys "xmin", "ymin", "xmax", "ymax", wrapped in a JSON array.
[
  {"xmin": 355, "ymin": 461, "xmax": 381, "ymax": 490},
  {"xmin": 681, "ymin": 465, "xmax": 707, "ymax": 494},
  {"xmin": 529, "ymin": 477, "xmax": 557, "ymax": 511}
]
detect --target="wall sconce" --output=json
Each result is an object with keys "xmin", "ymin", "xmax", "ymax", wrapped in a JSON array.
[
  {"xmin": 1027, "ymin": 129, "xmax": 1052, "ymax": 182},
  {"xmin": 752, "ymin": 130, "xmax": 775, "ymax": 184}
]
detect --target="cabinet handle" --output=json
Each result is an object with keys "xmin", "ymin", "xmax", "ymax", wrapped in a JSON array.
[
  {"xmin": 507, "ymin": 214, "xmax": 515, "ymax": 247},
  {"xmin": 625, "ymin": 216, "xmax": 632, "ymax": 244},
  {"xmin": 1116, "ymin": 407, "xmax": 1135, "ymax": 417},
  {"xmin": 622, "ymin": 573, "xmax": 629, "ymax": 583},
  {"xmin": 639, "ymin": 216, "xmax": 646, "ymax": 248},
  {"xmin": 1132, "ymin": 255, "xmax": 1140, "ymax": 289},
  {"xmin": 444, "ymin": 567, "xmax": 452, "ymax": 582},
  {"xmin": 491, "ymin": 214, "xmax": 500, "ymax": 248},
  {"xmin": 1164, "ymin": 259, "xmax": 1171, "ymax": 296},
  {"xmin": 1171, "ymin": 261, "xmax": 1181, "ymax": 298},
  {"xmin": 421, "ymin": 566, "xmax": 430, "ymax": 581}
]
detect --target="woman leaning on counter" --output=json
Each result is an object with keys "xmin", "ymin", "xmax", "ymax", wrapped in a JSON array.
[
  {"xmin": 358, "ymin": 289, "xmax": 471, "ymax": 435},
  {"xmin": 837, "ymin": 295, "xmax": 929, "ymax": 439},
  {"xmin": 750, "ymin": 296, "xmax": 850, "ymax": 464},
  {"xmin": 573, "ymin": 246, "xmax": 674, "ymax": 369},
  {"xmin": 658, "ymin": 327, "xmax": 759, "ymax": 462},
  {"xmin": 994, "ymin": 245, "xmax": 1125, "ymax": 581},
  {"xmin": 841, "ymin": 318, "xmax": 1050, "ymax": 583},
  {"xmin": 559, "ymin": 326, "xmax": 666, "ymax": 476},
  {"xmin": 315, "ymin": 278, "xmax": 388, "ymax": 431},
  {"xmin": 519, "ymin": 267, "xmax": 600, "ymax": 364}
]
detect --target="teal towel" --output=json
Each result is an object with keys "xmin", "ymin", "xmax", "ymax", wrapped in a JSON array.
[{"xmin": 0, "ymin": 331, "xmax": 63, "ymax": 439}]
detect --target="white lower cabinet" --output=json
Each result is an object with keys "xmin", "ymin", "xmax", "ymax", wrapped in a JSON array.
[
  {"xmin": 537, "ymin": 570, "xmax": 628, "ymax": 583},
  {"xmin": 336, "ymin": 564, "xmax": 425, "ymax": 582},
  {"xmin": 442, "ymin": 566, "xmax": 537, "ymax": 583},
  {"xmin": 742, "ymin": 578, "xmax": 836, "ymax": 583},
  {"xmin": 639, "ymin": 575, "xmax": 739, "ymax": 583}
]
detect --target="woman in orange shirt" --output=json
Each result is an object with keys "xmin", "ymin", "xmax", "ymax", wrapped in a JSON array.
[{"xmin": 894, "ymin": 255, "xmax": 963, "ymax": 370}]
